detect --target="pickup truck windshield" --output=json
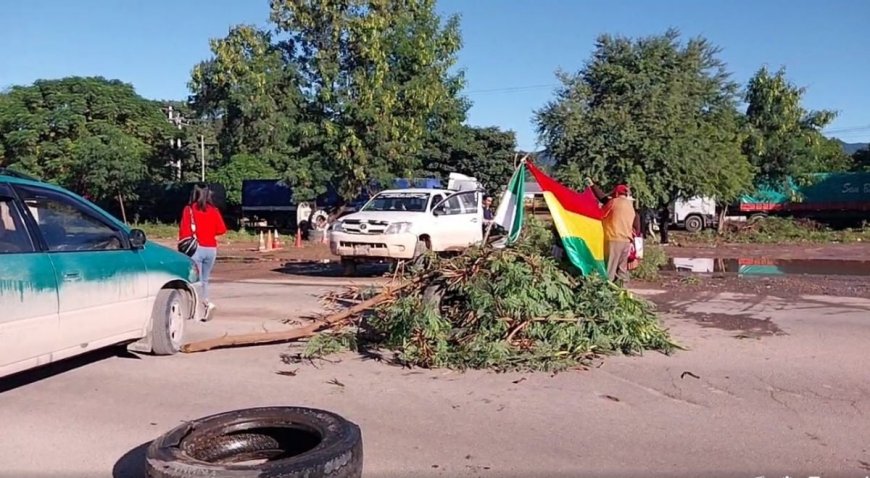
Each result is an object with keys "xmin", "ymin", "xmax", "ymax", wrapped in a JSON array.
[{"xmin": 362, "ymin": 193, "xmax": 430, "ymax": 212}]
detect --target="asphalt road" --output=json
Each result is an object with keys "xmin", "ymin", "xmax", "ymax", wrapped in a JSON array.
[{"xmin": 1, "ymin": 281, "xmax": 869, "ymax": 477}]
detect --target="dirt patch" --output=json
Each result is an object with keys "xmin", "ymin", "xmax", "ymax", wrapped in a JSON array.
[{"xmin": 644, "ymin": 287, "xmax": 786, "ymax": 338}]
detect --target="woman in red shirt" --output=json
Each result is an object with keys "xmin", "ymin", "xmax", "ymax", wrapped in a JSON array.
[{"xmin": 179, "ymin": 184, "xmax": 227, "ymax": 318}]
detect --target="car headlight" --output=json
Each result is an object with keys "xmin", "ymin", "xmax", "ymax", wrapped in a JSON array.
[
  {"xmin": 384, "ymin": 222, "xmax": 412, "ymax": 234},
  {"xmin": 331, "ymin": 221, "xmax": 345, "ymax": 232}
]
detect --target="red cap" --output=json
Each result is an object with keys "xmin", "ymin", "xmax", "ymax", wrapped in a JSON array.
[{"xmin": 612, "ymin": 184, "xmax": 629, "ymax": 196}]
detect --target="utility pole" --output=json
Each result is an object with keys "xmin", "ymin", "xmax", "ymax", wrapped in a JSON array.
[
  {"xmin": 165, "ymin": 105, "xmax": 184, "ymax": 181},
  {"xmin": 200, "ymin": 135, "xmax": 206, "ymax": 182}
]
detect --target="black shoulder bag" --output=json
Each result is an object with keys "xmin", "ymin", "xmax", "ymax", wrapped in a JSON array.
[{"xmin": 177, "ymin": 206, "xmax": 199, "ymax": 257}]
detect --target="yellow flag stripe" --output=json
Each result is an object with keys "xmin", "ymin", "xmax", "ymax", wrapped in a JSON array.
[{"xmin": 542, "ymin": 191, "xmax": 605, "ymax": 262}]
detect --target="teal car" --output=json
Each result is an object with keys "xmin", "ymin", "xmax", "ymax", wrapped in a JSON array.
[{"xmin": 0, "ymin": 170, "xmax": 203, "ymax": 379}]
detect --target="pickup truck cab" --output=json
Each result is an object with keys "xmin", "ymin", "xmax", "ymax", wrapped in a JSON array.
[{"xmin": 329, "ymin": 188, "xmax": 483, "ymax": 274}]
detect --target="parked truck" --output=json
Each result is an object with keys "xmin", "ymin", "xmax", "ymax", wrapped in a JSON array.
[
  {"xmin": 734, "ymin": 172, "xmax": 870, "ymax": 221},
  {"xmin": 666, "ymin": 172, "xmax": 870, "ymax": 232}
]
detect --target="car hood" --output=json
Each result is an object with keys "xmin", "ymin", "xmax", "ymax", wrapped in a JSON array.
[{"xmin": 339, "ymin": 211, "xmax": 427, "ymax": 223}]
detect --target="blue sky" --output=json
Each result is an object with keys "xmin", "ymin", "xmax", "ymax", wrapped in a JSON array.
[{"xmin": 2, "ymin": 0, "xmax": 868, "ymax": 151}]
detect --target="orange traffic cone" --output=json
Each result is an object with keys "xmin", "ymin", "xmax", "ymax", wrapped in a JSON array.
[
  {"xmin": 295, "ymin": 229, "xmax": 303, "ymax": 248},
  {"xmin": 273, "ymin": 229, "xmax": 282, "ymax": 249},
  {"xmin": 257, "ymin": 231, "xmax": 266, "ymax": 252},
  {"xmin": 266, "ymin": 230, "xmax": 274, "ymax": 251}
]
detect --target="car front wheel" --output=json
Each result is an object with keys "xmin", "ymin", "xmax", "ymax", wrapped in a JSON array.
[{"xmin": 150, "ymin": 288, "xmax": 188, "ymax": 355}]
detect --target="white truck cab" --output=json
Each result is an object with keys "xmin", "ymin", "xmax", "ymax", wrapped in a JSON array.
[
  {"xmin": 329, "ymin": 186, "xmax": 483, "ymax": 274},
  {"xmin": 672, "ymin": 196, "xmax": 717, "ymax": 233}
]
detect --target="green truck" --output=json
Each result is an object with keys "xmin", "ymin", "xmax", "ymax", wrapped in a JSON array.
[{"xmin": 736, "ymin": 172, "xmax": 870, "ymax": 220}]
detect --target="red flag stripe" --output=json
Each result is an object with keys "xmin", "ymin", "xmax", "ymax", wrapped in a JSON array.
[{"xmin": 525, "ymin": 162, "xmax": 604, "ymax": 220}]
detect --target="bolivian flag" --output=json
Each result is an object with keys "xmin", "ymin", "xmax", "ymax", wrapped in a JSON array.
[{"xmin": 525, "ymin": 162, "xmax": 607, "ymax": 277}]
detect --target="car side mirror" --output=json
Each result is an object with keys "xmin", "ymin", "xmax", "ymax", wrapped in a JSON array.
[
  {"xmin": 129, "ymin": 229, "xmax": 147, "ymax": 249},
  {"xmin": 433, "ymin": 206, "xmax": 445, "ymax": 216}
]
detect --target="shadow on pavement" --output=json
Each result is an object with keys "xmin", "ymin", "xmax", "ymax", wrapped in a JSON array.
[
  {"xmin": 113, "ymin": 441, "xmax": 150, "ymax": 478},
  {"xmin": 0, "ymin": 346, "xmax": 140, "ymax": 394},
  {"xmin": 276, "ymin": 260, "xmax": 389, "ymax": 278}
]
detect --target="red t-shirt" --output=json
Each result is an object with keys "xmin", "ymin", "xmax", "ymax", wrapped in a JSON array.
[{"xmin": 178, "ymin": 204, "xmax": 227, "ymax": 248}]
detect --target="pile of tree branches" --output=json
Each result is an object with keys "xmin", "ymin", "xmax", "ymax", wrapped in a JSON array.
[{"xmin": 307, "ymin": 220, "xmax": 679, "ymax": 372}]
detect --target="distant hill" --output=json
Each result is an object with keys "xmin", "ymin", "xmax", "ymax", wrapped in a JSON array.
[{"xmin": 835, "ymin": 139, "xmax": 869, "ymax": 155}]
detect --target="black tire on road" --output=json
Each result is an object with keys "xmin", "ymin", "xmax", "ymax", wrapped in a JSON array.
[
  {"xmin": 684, "ymin": 215, "xmax": 704, "ymax": 233},
  {"xmin": 145, "ymin": 406, "xmax": 363, "ymax": 478},
  {"xmin": 149, "ymin": 288, "xmax": 187, "ymax": 355}
]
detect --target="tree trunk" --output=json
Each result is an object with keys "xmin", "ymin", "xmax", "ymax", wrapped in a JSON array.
[
  {"xmin": 117, "ymin": 193, "xmax": 128, "ymax": 225},
  {"xmin": 716, "ymin": 204, "xmax": 728, "ymax": 234},
  {"xmin": 658, "ymin": 207, "xmax": 670, "ymax": 245}
]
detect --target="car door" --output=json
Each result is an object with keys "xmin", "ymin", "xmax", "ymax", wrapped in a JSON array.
[
  {"xmin": 14, "ymin": 185, "xmax": 150, "ymax": 352},
  {"xmin": 433, "ymin": 191, "xmax": 483, "ymax": 250},
  {"xmin": 0, "ymin": 186, "xmax": 60, "ymax": 373}
]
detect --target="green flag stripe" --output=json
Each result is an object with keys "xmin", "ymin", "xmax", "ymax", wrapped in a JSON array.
[{"xmin": 560, "ymin": 236, "xmax": 607, "ymax": 277}]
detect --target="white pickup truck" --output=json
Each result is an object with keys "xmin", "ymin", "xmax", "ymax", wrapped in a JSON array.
[{"xmin": 329, "ymin": 185, "xmax": 484, "ymax": 275}]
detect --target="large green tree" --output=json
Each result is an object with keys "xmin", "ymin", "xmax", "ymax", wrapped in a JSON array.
[
  {"xmin": 536, "ymin": 29, "xmax": 753, "ymax": 240},
  {"xmin": 0, "ymin": 77, "xmax": 176, "ymax": 213},
  {"xmin": 269, "ymin": 0, "xmax": 466, "ymax": 200},
  {"xmin": 743, "ymin": 66, "xmax": 850, "ymax": 186},
  {"xmin": 421, "ymin": 125, "xmax": 518, "ymax": 192},
  {"xmin": 188, "ymin": 25, "xmax": 314, "ymax": 199}
]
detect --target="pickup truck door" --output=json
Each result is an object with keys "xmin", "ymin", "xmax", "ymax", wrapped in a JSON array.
[{"xmin": 433, "ymin": 191, "xmax": 483, "ymax": 250}]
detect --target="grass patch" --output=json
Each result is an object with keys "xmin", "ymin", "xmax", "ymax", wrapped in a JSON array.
[
  {"xmin": 632, "ymin": 243, "xmax": 668, "ymax": 281},
  {"xmin": 677, "ymin": 217, "xmax": 870, "ymax": 245},
  {"xmin": 133, "ymin": 222, "xmax": 259, "ymax": 242}
]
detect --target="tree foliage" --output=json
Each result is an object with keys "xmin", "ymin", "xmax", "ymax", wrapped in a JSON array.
[
  {"xmin": 188, "ymin": 25, "xmax": 319, "ymax": 198},
  {"xmin": 536, "ymin": 29, "xmax": 753, "ymax": 210},
  {"xmin": 188, "ymin": 2, "xmax": 468, "ymax": 202},
  {"xmin": 421, "ymin": 125, "xmax": 518, "ymax": 192},
  {"xmin": 210, "ymin": 153, "xmax": 279, "ymax": 206},
  {"xmin": 269, "ymin": 0, "xmax": 466, "ymax": 200},
  {"xmin": 0, "ymin": 77, "xmax": 175, "ymax": 203},
  {"xmin": 743, "ymin": 66, "xmax": 850, "ymax": 186}
]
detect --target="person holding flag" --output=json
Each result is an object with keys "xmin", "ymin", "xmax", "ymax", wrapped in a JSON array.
[{"xmin": 586, "ymin": 179, "xmax": 641, "ymax": 280}]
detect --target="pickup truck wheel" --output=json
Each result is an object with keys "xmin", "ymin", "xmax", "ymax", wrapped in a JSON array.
[{"xmin": 684, "ymin": 214, "xmax": 704, "ymax": 233}]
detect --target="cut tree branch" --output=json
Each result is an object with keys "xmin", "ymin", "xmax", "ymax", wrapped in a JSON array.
[{"xmin": 181, "ymin": 281, "xmax": 413, "ymax": 353}]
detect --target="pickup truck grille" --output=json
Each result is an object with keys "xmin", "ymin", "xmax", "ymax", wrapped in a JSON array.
[{"xmin": 341, "ymin": 219, "xmax": 389, "ymax": 234}]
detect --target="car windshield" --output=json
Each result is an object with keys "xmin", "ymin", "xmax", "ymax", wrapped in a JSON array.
[{"xmin": 362, "ymin": 193, "xmax": 430, "ymax": 212}]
